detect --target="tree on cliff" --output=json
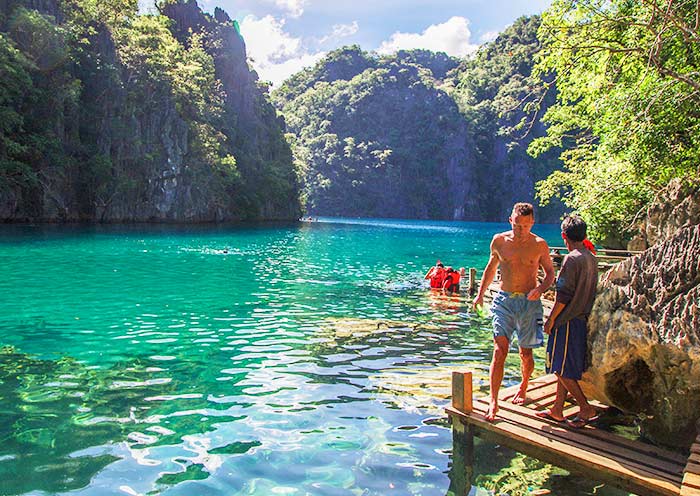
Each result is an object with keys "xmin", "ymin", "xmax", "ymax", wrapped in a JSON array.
[
  {"xmin": 531, "ymin": 0, "xmax": 700, "ymax": 246},
  {"xmin": 274, "ymin": 47, "xmax": 473, "ymax": 219}
]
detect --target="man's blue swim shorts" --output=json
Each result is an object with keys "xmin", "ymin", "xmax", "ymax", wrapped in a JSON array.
[
  {"xmin": 546, "ymin": 317, "xmax": 588, "ymax": 380},
  {"xmin": 491, "ymin": 290, "xmax": 544, "ymax": 348}
]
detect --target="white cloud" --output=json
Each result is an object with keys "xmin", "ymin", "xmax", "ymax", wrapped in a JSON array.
[
  {"xmin": 258, "ymin": 52, "xmax": 327, "ymax": 87},
  {"xmin": 240, "ymin": 15, "xmax": 300, "ymax": 63},
  {"xmin": 318, "ymin": 21, "xmax": 359, "ymax": 44},
  {"xmin": 239, "ymin": 15, "xmax": 325, "ymax": 86},
  {"xmin": 272, "ymin": 0, "xmax": 307, "ymax": 18},
  {"xmin": 479, "ymin": 30, "xmax": 500, "ymax": 43},
  {"xmin": 377, "ymin": 16, "xmax": 478, "ymax": 58}
]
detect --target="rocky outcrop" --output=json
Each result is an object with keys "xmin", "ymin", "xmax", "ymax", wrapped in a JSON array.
[
  {"xmin": 584, "ymin": 224, "xmax": 700, "ymax": 449},
  {"xmin": 627, "ymin": 179, "xmax": 700, "ymax": 250},
  {"xmin": 161, "ymin": 0, "xmax": 300, "ymax": 221},
  {"xmin": 0, "ymin": 0, "xmax": 299, "ymax": 222}
]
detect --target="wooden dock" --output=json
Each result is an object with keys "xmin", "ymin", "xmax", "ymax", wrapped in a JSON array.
[{"xmin": 446, "ymin": 373, "xmax": 700, "ymax": 496}]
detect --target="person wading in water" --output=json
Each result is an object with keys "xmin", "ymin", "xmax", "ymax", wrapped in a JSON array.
[{"xmin": 473, "ymin": 202, "xmax": 555, "ymax": 421}]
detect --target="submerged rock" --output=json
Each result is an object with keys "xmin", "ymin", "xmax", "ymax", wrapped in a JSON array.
[{"xmin": 584, "ymin": 224, "xmax": 700, "ymax": 449}]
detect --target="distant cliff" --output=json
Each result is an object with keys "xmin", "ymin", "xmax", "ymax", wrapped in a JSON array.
[
  {"xmin": 0, "ymin": 0, "xmax": 299, "ymax": 222},
  {"xmin": 274, "ymin": 17, "xmax": 564, "ymax": 222}
]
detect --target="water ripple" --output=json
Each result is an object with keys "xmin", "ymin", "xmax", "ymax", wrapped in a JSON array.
[{"xmin": 0, "ymin": 222, "xmax": 572, "ymax": 496}]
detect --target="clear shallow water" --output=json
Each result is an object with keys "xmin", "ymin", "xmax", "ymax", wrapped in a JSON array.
[{"xmin": 0, "ymin": 218, "xmax": 624, "ymax": 496}]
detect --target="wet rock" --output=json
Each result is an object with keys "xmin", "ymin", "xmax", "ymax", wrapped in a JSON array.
[{"xmin": 584, "ymin": 224, "xmax": 700, "ymax": 449}]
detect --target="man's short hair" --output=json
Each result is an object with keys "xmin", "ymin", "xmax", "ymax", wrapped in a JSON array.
[
  {"xmin": 512, "ymin": 202, "xmax": 534, "ymax": 217},
  {"xmin": 561, "ymin": 214, "xmax": 587, "ymax": 242}
]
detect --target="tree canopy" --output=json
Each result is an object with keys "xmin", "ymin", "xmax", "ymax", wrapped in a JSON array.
[{"xmin": 532, "ymin": 0, "xmax": 700, "ymax": 245}]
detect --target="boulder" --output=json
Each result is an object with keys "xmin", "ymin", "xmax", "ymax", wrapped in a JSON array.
[
  {"xmin": 627, "ymin": 178, "xmax": 700, "ymax": 251},
  {"xmin": 584, "ymin": 224, "xmax": 700, "ymax": 449}
]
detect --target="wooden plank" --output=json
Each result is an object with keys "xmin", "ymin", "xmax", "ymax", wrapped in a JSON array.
[
  {"xmin": 477, "ymin": 389, "xmax": 687, "ymax": 465},
  {"xmin": 499, "ymin": 375, "xmax": 558, "ymax": 403},
  {"xmin": 468, "ymin": 267, "xmax": 477, "ymax": 295},
  {"xmin": 448, "ymin": 409, "xmax": 682, "ymax": 496},
  {"xmin": 452, "ymin": 371, "xmax": 473, "ymax": 413},
  {"xmin": 472, "ymin": 395, "xmax": 685, "ymax": 467},
  {"xmin": 686, "ymin": 461, "xmax": 700, "ymax": 475},
  {"xmin": 682, "ymin": 472, "xmax": 700, "ymax": 490},
  {"xmin": 474, "ymin": 396, "xmax": 687, "ymax": 466},
  {"xmin": 681, "ymin": 484, "xmax": 700, "ymax": 496},
  {"xmin": 692, "ymin": 438, "xmax": 700, "ymax": 455},
  {"xmin": 495, "ymin": 375, "xmax": 607, "ymax": 411},
  {"xmin": 686, "ymin": 475, "xmax": 700, "ymax": 486},
  {"xmin": 511, "ymin": 382, "xmax": 559, "ymax": 406},
  {"xmin": 464, "ymin": 404, "xmax": 683, "ymax": 485},
  {"xmin": 466, "ymin": 401, "xmax": 685, "ymax": 480},
  {"xmin": 688, "ymin": 453, "xmax": 700, "ymax": 465}
]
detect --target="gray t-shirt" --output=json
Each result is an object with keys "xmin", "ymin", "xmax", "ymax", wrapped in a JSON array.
[{"xmin": 553, "ymin": 248, "xmax": 598, "ymax": 329}]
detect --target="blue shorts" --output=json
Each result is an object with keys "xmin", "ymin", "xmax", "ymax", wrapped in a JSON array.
[
  {"xmin": 546, "ymin": 318, "xmax": 587, "ymax": 380},
  {"xmin": 491, "ymin": 291, "xmax": 544, "ymax": 348}
]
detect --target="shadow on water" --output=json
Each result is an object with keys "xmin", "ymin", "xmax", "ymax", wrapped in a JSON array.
[{"xmin": 447, "ymin": 427, "xmax": 634, "ymax": 496}]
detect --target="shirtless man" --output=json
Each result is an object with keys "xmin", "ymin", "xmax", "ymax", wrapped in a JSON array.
[{"xmin": 473, "ymin": 202, "xmax": 555, "ymax": 421}]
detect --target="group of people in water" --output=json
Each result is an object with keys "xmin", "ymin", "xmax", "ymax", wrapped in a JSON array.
[
  {"xmin": 424, "ymin": 262, "xmax": 465, "ymax": 294},
  {"xmin": 428, "ymin": 202, "xmax": 599, "ymax": 427}
]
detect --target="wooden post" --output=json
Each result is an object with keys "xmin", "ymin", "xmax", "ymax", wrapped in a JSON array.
[
  {"xmin": 452, "ymin": 371, "xmax": 473, "ymax": 413},
  {"xmin": 468, "ymin": 268, "xmax": 477, "ymax": 296},
  {"xmin": 448, "ymin": 419, "xmax": 474, "ymax": 496}
]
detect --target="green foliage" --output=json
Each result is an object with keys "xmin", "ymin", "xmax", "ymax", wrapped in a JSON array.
[
  {"xmin": 276, "ymin": 50, "xmax": 474, "ymax": 218},
  {"xmin": 274, "ymin": 20, "xmax": 564, "ymax": 221},
  {"xmin": 274, "ymin": 45, "xmax": 377, "ymax": 108},
  {"xmin": 0, "ymin": 7, "xmax": 82, "ymax": 214},
  {"xmin": 0, "ymin": 33, "xmax": 37, "ymax": 193},
  {"xmin": 62, "ymin": 0, "xmax": 138, "ymax": 30},
  {"xmin": 532, "ymin": 0, "xmax": 700, "ymax": 244},
  {"xmin": 386, "ymin": 49, "xmax": 459, "ymax": 80},
  {"xmin": 0, "ymin": 0, "xmax": 299, "ymax": 221},
  {"xmin": 447, "ymin": 16, "xmax": 564, "ymax": 221}
]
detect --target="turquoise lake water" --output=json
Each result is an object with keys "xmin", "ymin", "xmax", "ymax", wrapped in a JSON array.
[{"xmin": 0, "ymin": 218, "xmax": 628, "ymax": 496}]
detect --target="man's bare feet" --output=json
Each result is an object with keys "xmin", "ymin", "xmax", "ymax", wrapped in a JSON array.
[
  {"xmin": 577, "ymin": 406, "xmax": 599, "ymax": 421},
  {"xmin": 485, "ymin": 401, "xmax": 498, "ymax": 422},
  {"xmin": 535, "ymin": 409, "xmax": 565, "ymax": 422},
  {"xmin": 511, "ymin": 386, "xmax": 527, "ymax": 405}
]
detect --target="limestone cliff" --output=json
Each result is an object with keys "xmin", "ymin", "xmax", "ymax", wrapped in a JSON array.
[
  {"xmin": 628, "ymin": 179, "xmax": 700, "ymax": 251},
  {"xmin": 0, "ymin": 0, "xmax": 299, "ymax": 222},
  {"xmin": 584, "ymin": 224, "xmax": 700, "ymax": 449},
  {"xmin": 274, "ymin": 17, "xmax": 565, "ymax": 222}
]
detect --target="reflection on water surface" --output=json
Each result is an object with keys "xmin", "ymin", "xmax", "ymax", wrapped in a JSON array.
[{"xmin": 0, "ymin": 220, "xmax": 626, "ymax": 495}]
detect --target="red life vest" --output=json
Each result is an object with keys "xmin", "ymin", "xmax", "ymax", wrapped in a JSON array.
[
  {"xmin": 429, "ymin": 267, "xmax": 446, "ymax": 288},
  {"xmin": 443, "ymin": 271, "xmax": 460, "ymax": 289}
]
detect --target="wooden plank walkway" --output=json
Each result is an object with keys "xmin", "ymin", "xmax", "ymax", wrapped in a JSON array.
[
  {"xmin": 682, "ymin": 435, "xmax": 700, "ymax": 495},
  {"xmin": 447, "ymin": 373, "xmax": 692, "ymax": 496}
]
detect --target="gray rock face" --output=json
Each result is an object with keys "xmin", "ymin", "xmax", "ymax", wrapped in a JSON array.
[
  {"xmin": 628, "ymin": 179, "xmax": 700, "ymax": 250},
  {"xmin": 0, "ymin": 0, "xmax": 299, "ymax": 222},
  {"xmin": 584, "ymin": 224, "xmax": 700, "ymax": 449}
]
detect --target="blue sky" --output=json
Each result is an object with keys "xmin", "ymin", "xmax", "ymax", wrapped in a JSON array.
[{"xmin": 141, "ymin": 0, "xmax": 553, "ymax": 86}]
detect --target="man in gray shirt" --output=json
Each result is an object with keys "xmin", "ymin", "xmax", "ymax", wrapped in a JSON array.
[{"xmin": 538, "ymin": 214, "xmax": 599, "ymax": 427}]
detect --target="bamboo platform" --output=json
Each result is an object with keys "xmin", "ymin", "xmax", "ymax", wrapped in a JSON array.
[{"xmin": 446, "ymin": 373, "xmax": 698, "ymax": 496}]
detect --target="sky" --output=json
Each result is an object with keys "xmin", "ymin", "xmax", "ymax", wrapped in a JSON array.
[{"xmin": 140, "ymin": 0, "xmax": 554, "ymax": 86}]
